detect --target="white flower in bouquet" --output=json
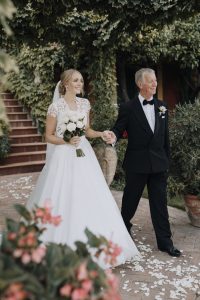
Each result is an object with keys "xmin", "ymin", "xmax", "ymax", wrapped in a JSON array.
[
  {"xmin": 66, "ymin": 122, "xmax": 76, "ymax": 132},
  {"xmin": 70, "ymin": 114, "xmax": 79, "ymax": 122},
  {"xmin": 62, "ymin": 112, "xmax": 86, "ymax": 157},
  {"xmin": 76, "ymin": 121, "xmax": 84, "ymax": 129}
]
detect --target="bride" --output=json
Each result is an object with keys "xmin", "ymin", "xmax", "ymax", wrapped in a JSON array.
[{"xmin": 26, "ymin": 69, "xmax": 139, "ymax": 266}]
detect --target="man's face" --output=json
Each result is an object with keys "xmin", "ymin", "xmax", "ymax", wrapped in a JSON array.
[{"xmin": 139, "ymin": 72, "xmax": 157, "ymax": 97}]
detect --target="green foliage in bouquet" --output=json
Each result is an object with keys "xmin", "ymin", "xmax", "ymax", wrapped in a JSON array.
[{"xmin": 0, "ymin": 204, "xmax": 121, "ymax": 300}]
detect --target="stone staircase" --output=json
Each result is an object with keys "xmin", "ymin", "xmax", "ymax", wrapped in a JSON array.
[{"xmin": 0, "ymin": 92, "xmax": 46, "ymax": 175}]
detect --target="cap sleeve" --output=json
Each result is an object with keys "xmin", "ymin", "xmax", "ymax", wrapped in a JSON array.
[
  {"xmin": 47, "ymin": 103, "xmax": 58, "ymax": 118},
  {"xmin": 84, "ymin": 98, "xmax": 91, "ymax": 113}
]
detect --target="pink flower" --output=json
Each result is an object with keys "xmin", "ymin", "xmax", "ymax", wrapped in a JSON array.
[
  {"xmin": 102, "ymin": 271, "xmax": 121, "ymax": 300},
  {"xmin": 35, "ymin": 208, "xmax": 45, "ymax": 218},
  {"xmin": 19, "ymin": 225, "xmax": 26, "ymax": 234},
  {"xmin": 89, "ymin": 270, "xmax": 98, "ymax": 278},
  {"xmin": 13, "ymin": 249, "xmax": 23, "ymax": 258},
  {"xmin": 71, "ymin": 288, "xmax": 88, "ymax": 300},
  {"xmin": 43, "ymin": 200, "xmax": 52, "ymax": 210},
  {"xmin": 3, "ymin": 283, "xmax": 28, "ymax": 300},
  {"xmin": 17, "ymin": 237, "xmax": 26, "ymax": 247},
  {"xmin": 81, "ymin": 279, "xmax": 92, "ymax": 292},
  {"xmin": 104, "ymin": 241, "xmax": 122, "ymax": 265},
  {"xmin": 60, "ymin": 284, "xmax": 72, "ymax": 297},
  {"xmin": 77, "ymin": 262, "xmax": 88, "ymax": 281},
  {"xmin": 26, "ymin": 231, "xmax": 37, "ymax": 247},
  {"xmin": 8, "ymin": 232, "xmax": 17, "ymax": 241},
  {"xmin": 21, "ymin": 252, "xmax": 31, "ymax": 264},
  {"xmin": 31, "ymin": 246, "xmax": 46, "ymax": 263}
]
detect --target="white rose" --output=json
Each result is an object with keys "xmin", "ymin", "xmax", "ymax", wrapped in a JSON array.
[
  {"xmin": 159, "ymin": 106, "xmax": 167, "ymax": 113},
  {"xmin": 66, "ymin": 122, "xmax": 76, "ymax": 132},
  {"xmin": 76, "ymin": 121, "xmax": 84, "ymax": 128}
]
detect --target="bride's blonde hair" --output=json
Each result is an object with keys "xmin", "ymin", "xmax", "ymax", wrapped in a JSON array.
[{"xmin": 58, "ymin": 69, "xmax": 84, "ymax": 95}]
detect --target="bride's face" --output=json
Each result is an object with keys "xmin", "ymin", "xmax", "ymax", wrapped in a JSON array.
[{"xmin": 66, "ymin": 72, "xmax": 84, "ymax": 95}]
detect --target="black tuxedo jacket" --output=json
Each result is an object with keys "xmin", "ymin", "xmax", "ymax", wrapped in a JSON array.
[{"xmin": 112, "ymin": 96, "xmax": 170, "ymax": 174}]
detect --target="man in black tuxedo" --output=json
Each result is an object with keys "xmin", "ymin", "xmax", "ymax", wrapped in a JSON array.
[{"xmin": 105, "ymin": 68, "xmax": 181, "ymax": 257}]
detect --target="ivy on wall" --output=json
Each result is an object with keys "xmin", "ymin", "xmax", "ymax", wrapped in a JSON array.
[
  {"xmin": 87, "ymin": 49, "xmax": 118, "ymax": 138},
  {"xmin": 4, "ymin": 43, "xmax": 81, "ymax": 132}
]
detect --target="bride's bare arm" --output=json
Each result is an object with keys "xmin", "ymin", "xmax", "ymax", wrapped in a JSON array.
[
  {"xmin": 85, "ymin": 113, "xmax": 104, "ymax": 139},
  {"xmin": 45, "ymin": 116, "xmax": 66, "ymax": 145}
]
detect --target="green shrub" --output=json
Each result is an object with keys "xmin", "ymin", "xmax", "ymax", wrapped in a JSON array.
[
  {"xmin": 168, "ymin": 98, "xmax": 200, "ymax": 197},
  {"xmin": 0, "ymin": 99, "xmax": 10, "ymax": 160}
]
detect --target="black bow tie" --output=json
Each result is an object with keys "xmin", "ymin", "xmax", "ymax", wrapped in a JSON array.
[{"xmin": 143, "ymin": 99, "xmax": 154, "ymax": 106}]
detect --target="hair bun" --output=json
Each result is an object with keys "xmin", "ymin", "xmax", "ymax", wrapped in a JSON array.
[{"xmin": 58, "ymin": 82, "xmax": 66, "ymax": 95}]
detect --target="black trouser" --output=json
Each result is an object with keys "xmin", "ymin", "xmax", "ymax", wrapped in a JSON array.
[{"xmin": 121, "ymin": 171, "xmax": 173, "ymax": 249}]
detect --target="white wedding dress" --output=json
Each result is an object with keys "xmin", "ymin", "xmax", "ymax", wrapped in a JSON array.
[{"xmin": 26, "ymin": 97, "xmax": 139, "ymax": 266}]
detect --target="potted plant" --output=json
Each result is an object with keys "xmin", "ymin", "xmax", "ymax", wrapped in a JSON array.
[
  {"xmin": 0, "ymin": 203, "xmax": 122, "ymax": 300},
  {"xmin": 168, "ymin": 98, "xmax": 200, "ymax": 227}
]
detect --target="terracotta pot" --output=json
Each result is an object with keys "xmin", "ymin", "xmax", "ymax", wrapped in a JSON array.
[
  {"xmin": 93, "ymin": 144, "xmax": 117, "ymax": 186},
  {"xmin": 184, "ymin": 194, "xmax": 200, "ymax": 227}
]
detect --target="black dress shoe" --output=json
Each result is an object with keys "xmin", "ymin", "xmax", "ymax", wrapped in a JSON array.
[{"xmin": 158, "ymin": 246, "xmax": 181, "ymax": 257}]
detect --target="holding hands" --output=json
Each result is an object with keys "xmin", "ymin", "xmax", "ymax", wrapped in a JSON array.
[{"xmin": 102, "ymin": 130, "xmax": 116, "ymax": 144}]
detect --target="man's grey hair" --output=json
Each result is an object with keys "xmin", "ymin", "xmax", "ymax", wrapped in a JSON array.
[{"xmin": 135, "ymin": 68, "xmax": 155, "ymax": 86}]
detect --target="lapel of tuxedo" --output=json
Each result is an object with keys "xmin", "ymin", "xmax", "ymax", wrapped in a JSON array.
[
  {"xmin": 132, "ymin": 97, "xmax": 153, "ymax": 135},
  {"xmin": 153, "ymin": 98, "xmax": 160, "ymax": 136}
]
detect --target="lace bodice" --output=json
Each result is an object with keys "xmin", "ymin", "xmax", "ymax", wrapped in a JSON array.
[
  {"xmin": 47, "ymin": 97, "xmax": 91, "ymax": 117},
  {"xmin": 47, "ymin": 97, "xmax": 91, "ymax": 138}
]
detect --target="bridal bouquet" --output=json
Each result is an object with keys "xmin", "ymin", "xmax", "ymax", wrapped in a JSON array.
[{"xmin": 59, "ymin": 112, "xmax": 86, "ymax": 157}]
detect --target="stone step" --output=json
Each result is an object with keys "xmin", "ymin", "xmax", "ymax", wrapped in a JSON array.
[
  {"xmin": 0, "ymin": 161, "xmax": 45, "ymax": 176},
  {"xmin": 0, "ymin": 92, "xmax": 13, "ymax": 99},
  {"xmin": 2, "ymin": 151, "xmax": 46, "ymax": 164},
  {"xmin": 3, "ymin": 99, "xmax": 18, "ymax": 106},
  {"xmin": 11, "ymin": 142, "xmax": 46, "ymax": 153},
  {"xmin": 10, "ymin": 134, "xmax": 43, "ymax": 144},
  {"xmin": 9, "ymin": 119, "xmax": 33, "ymax": 127},
  {"xmin": 7, "ymin": 112, "xmax": 28, "ymax": 120},
  {"xmin": 5, "ymin": 105, "xmax": 24, "ymax": 113},
  {"xmin": 11, "ymin": 127, "xmax": 38, "ymax": 135}
]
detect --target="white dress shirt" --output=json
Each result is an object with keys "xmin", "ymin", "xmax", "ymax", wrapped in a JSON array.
[{"xmin": 138, "ymin": 94, "xmax": 155, "ymax": 133}]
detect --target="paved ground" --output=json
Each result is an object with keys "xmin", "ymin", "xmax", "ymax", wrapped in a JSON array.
[{"xmin": 0, "ymin": 173, "xmax": 200, "ymax": 300}]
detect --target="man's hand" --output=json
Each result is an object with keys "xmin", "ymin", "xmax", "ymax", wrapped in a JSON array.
[{"xmin": 102, "ymin": 130, "xmax": 116, "ymax": 144}]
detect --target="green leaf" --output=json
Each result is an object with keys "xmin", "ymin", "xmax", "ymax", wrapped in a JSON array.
[
  {"xmin": 14, "ymin": 204, "xmax": 32, "ymax": 221},
  {"xmin": 84, "ymin": 228, "xmax": 103, "ymax": 248},
  {"xmin": 6, "ymin": 219, "xmax": 19, "ymax": 232},
  {"xmin": 74, "ymin": 241, "xmax": 90, "ymax": 257}
]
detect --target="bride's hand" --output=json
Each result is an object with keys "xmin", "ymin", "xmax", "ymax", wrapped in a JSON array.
[
  {"xmin": 69, "ymin": 136, "xmax": 81, "ymax": 147},
  {"xmin": 101, "ymin": 131, "xmax": 110, "ymax": 141}
]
